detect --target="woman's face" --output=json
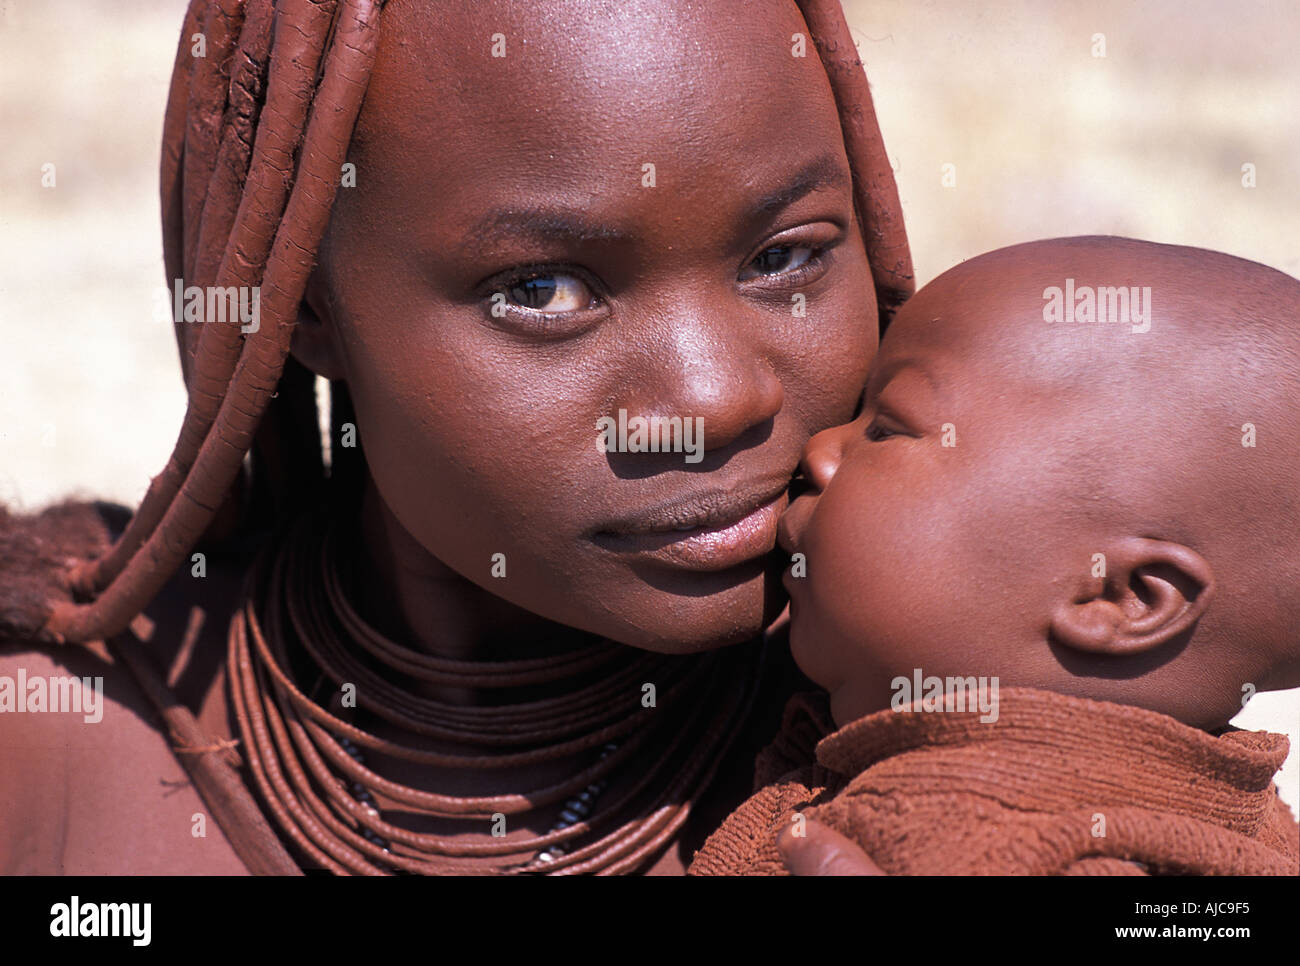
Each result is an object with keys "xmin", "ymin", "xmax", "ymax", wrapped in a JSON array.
[{"xmin": 297, "ymin": 0, "xmax": 878, "ymax": 651}]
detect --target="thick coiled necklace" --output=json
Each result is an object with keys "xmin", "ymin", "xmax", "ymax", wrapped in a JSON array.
[{"xmin": 226, "ymin": 517, "xmax": 761, "ymax": 874}]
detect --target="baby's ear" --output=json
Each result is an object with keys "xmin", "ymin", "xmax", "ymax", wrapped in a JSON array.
[
  {"xmin": 1049, "ymin": 537, "xmax": 1215, "ymax": 656},
  {"xmin": 289, "ymin": 272, "xmax": 347, "ymax": 381}
]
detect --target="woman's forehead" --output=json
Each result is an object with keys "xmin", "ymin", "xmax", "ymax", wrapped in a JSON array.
[
  {"xmin": 347, "ymin": 0, "xmax": 846, "ymax": 219},
  {"xmin": 355, "ymin": 0, "xmax": 836, "ymax": 156}
]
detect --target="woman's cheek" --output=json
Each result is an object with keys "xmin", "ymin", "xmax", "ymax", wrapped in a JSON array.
[
  {"xmin": 794, "ymin": 272, "xmax": 877, "ymax": 427},
  {"xmin": 366, "ymin": 370, "xmax": 605, "ymax": 588}
]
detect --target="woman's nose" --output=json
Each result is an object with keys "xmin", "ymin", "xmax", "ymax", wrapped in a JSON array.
[
  {"xmin": 613, "ymin": 328, "xmax": 785, "ymax": 455},
  {"xmin": 799, "ymin": 424, "xmax": 846, "ymax": 492}
]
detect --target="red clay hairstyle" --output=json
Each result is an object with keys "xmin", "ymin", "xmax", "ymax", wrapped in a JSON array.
[{"xmin": 30, "ymin": 0, "xmax": 913, "ymax": 648}]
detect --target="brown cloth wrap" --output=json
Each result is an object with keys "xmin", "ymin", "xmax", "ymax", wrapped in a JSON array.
[{"xmin": 688, "ymin": 687, "xmax": 1299, "ymax": 875}]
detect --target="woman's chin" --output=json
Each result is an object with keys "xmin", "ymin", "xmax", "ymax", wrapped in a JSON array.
[
  {"xmin": 488, "ymin": 551, "xmax": 788, "ymax": 654},
  {"xmin": 613, "ymin": 611, "xmax": 766, "ymax": 654},
  {"xmin": 597, "ymin": 572, "xmax": 785, "ymax": 654}
]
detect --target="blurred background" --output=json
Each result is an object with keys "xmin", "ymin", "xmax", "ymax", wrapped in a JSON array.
[{"xmin": 1, "ymin": 0, "xmax": 1296, "ymax": 809}]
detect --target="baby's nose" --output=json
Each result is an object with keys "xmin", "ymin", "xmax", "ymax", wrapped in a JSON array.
[{"xmin": 799, "ymin": 425, "xmax": 845, "ymax": 493}]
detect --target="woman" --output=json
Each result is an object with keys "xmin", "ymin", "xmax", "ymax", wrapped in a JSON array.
[{"xmin": 0, "ymin": 0, "xmax": 911, "ymax": 874}]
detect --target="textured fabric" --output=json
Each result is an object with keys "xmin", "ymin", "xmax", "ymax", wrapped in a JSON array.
[{"xmin": 689, "ymin": 687, "xmax": 1299, "ymax": 876}]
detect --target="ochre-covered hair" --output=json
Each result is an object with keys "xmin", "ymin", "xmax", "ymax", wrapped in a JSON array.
[{"xmin": 34, "ymin": 0, "xmax": 913, "ymax": 647}]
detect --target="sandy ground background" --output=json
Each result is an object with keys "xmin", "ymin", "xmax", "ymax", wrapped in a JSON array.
[{"xmin": 1, "ymin": 0, "xmax": 1297, "ymax": 814}]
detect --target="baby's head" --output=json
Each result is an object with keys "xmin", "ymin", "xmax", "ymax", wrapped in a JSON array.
[{"xmin": 780, "ymin": 237, "xmax": 1300, "ymax": 730}]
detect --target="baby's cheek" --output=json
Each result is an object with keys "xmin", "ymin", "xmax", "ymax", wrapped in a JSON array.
[
  {"xmin": 791, "ymin": 498, "xmax": 873, "ymax": 689},
  {"xmin": 813, "ymin": 476, "xmax": 938, "ymax": 678}
]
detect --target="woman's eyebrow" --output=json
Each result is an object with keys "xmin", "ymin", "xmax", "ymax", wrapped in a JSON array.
[
  {"xmin": 750, "ymin": 154, "xmax": 850, "ymax": 216},
  {"xmin": 466, "ymin": 155, "xmax": 849, "ymax": 247},
  {"xmin": 468, "ymin": 207, "xmax": 633, "ymax": 247}
]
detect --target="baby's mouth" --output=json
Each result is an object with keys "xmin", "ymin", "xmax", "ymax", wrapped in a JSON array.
[{"xmin": 776, "ymin": 478, "xmax": 817, "ymax": 555}]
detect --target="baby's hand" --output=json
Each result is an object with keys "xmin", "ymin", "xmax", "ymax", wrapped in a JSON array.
[{"xmin": 777, "ymin": 819, "xmax": 886, "ymax": 875}]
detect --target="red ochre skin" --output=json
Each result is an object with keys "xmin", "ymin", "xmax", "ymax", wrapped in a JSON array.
[
  {"xmin": 0, "ymin": 536, "xmax": 253, "ymax": 875},
  {"xmin": 780, "ymin": 237, "xmax": 1300, "ymax": 734},
  {"xmin": 0, "ymin": 0, "xmax": 878, "ymax": 873}
]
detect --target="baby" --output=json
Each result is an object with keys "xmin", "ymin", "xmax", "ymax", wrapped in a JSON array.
[{"xmin": 691, "ymin": 236, "xmax": 1300, "ymax": 875}]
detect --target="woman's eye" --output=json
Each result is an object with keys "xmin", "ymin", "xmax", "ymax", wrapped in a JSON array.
[
  {"xmin": 747, "ymin": 245, "xmax": 814, "ymax": 277},
  {"xmin": 498, "ymin": 273, "xmax": 593, "ymax": 314}
]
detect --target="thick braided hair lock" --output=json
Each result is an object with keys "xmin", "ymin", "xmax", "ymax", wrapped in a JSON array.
[{"xmin": 39, "ymin": 0, "xmax": 913, "ymax": 647}]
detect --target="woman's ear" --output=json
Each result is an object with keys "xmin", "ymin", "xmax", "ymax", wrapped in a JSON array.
[
  {"xmin": 289, "ymin": 276, "xmax": 346, "ymax": 381},
  {"xmin": 1049, "ymin": 537, "xmax": 1215, "ymax": 656}
]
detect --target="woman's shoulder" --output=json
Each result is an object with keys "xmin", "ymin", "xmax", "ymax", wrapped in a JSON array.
[
  {"xmin": 0, "ymin": 638, "xmax": 244, "ymax": 874},
  {"xmin": 0, "ymin": 498, "xmax": 251, "ymax": 873}
]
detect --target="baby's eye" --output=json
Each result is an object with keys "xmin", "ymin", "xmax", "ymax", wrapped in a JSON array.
[
  {"xmin": 865, "ymin": 417, "xmax": 899, "ymax": 441},
  {"xmin": 746, "ymin": 245, "xmax": 814, "ymax": 277},
  {"xmin": 498, "ymin": 273, "xmax": 594, "ymax": 314}
]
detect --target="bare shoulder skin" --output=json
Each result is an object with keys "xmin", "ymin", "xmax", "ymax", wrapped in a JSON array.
[{"xmin": 0, "ymin": 551, "xmax": 249, "ymax": 874}]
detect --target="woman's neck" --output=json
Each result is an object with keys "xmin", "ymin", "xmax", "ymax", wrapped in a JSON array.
[{"xmin": 350, "ymin": 477, "xmax": 601, "ymax": 668}]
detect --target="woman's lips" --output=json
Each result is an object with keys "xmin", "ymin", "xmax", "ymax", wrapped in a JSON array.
[{"xmin": 595, "ymin": 485, "xmax": 790, "ymax": 572}]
